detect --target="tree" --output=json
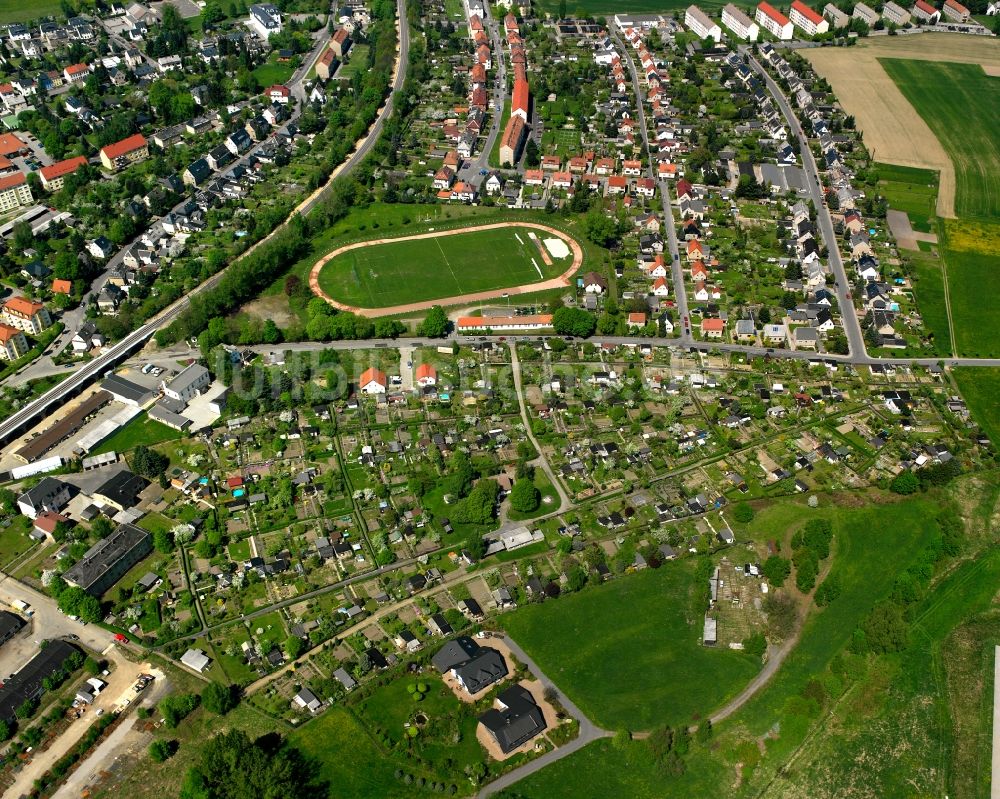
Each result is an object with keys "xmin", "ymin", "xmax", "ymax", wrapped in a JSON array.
[
  {"xmin": 524, "ymin": 137, "xmax": 540, "ymax": 168},
  {"xmin": 509, "ymin": 479, "xmax": 540, "ymax": 513},
  {"xmin": 861, "ymin": 602, "xmax": 909, "ymax": 653},
  {"xmin": 762, "ymin": 555, "xmax": 791, "ymax": 587},
  {"xmin": 0, "ymin": 719, "xmax": 11, "ymax": 741},
  {"xmin": 285, "ymin": 636, "xmax": 306, "ymax": 661},
  {"xmin": 153, "ymin": 528, "xmax": 175, "ymax": 554},
  {"xmin": 202, "ymin": 682, "xmax": 239, "ymax": 715},
  {"xmin": 584, "ymin": 212, "xmax": 618, "ymax": 248},
  {"xmin": 890, "ymin": 471, "xmax": 919, "ymax": 495},
  {"xmin": 732, "ymin": 503, "xmax": 754, "ymax": 523},
  {"xmin": 552, "ymin": 307, "xmax": 596, "ymax": 337},
  {"xmin": 149, "ymin": 739, "xmax": 178, "ymax": 763},
  {"xmin": 180, "ymin": 729, "xmax": 325, "ymax": 799},
  {"xmin": 132, "ymin": 446, "xmax": 169, "ymax": 480},
  {"xmin": 419, "ymin": 306, "xmax": 449, "ymax": 338}
]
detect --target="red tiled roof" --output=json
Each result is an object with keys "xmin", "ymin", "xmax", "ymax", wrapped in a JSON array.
[
  {"xmin": 914, "ymin": 0, "xmax": 936, "ymax": 11},
  {"xmin": 360, "ymin": 367, "xmax": 386, "ymax": 386},
  {"xmin": 457, "ymin": 314, "xmax": 553, "ymax": 328},
  {"xmin": 267, "ymin": 84, "xmax": 290, "ymax": 96},
  {"xmin": 702, "ymin": 318, "xmax": 725, "ymax": 331},
  {"xmin": 333, "ymin": 27, "xmax": 350, "ymax": 43},
  {"xmin": 0, "ymin": 172, "xmax": 25, "ymax": 191},
  {"xmin": 512, "ymin": 78, "xmax": 530, "ymax": 115},
  {"xmin": 791, "ymin": 0, "xmax": 823, "ymax": 23},
  {"xmin": 40, "ymin": 155, "xmax": 87, "ymax": 182},
  {"xmin": 944, "ymin": 0, "xmax": 969, "ymax": 11},
  {"xmin": 100, "ymin": 133, "xmax": 147, "ymax": 159},
  {"xmin": 65, "ymin": 62, "xmax": 89, "ymax": 75},
  {"xmin": 3, "ymin": 296, "xmax": 43, "ymax": 318},
  {"xmin": 52, "ymin": 279, "xmax": 72, "ymax": 294},
  {"xmin": 0, "ymin": 322, "xmax": 21, "ymax": 342},
  {"xmin": 500, "ymin": 115, "xmax": 526, "ymax": 150},
  {"xmin": 757, "ymin": 1, "xmax": 790, "ymax": 24},
  {"xmin": 416, "ymin": 363, "xmax": 436, "ymax": 380},
  {"xmin": 0, "ymin": 133, "xmax": 26, "ymax": 157}
]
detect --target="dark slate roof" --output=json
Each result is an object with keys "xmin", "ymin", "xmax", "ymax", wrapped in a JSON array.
[
  {"xmin": 431, "ymin": 636, "xmax": 481, "ymax": 673},
  {"xmin": 453, "ymin": 649, "xmax": 508, "ymax": 694},
  {"xmin": 479, "ymin": 684, "xmax": 547, "ymax": 753},
  {"xmin": 0, "ymin": 640, "xmax": 78, "ymax": 722}
]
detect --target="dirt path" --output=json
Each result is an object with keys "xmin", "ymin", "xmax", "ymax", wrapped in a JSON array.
[
  {"xmin": 308, "ymin": 222, "xmax": 583, "ymax": 318},
  {"xmin": 804, "ymin": 34, "xmax": 1000, "ymax": 220},
  {"xmin": 886, "ymin": 209, "xmax": 938, "ymax": 250}
]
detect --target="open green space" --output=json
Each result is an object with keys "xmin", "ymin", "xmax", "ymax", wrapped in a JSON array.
[
  {"xmin": 940, "ymin": 230, "xmax": 1000, "ymax": 358},
  {"xmin": 338, "ymin": 44, "xmax": 371, "ymax": 79},
  {"xmin": 91, "ymin": 412, "xmax": 183, "ymax": 455},
  {"xmin": 252, "ymin": 60, "xmax": 295, "ymax": 87},
  {"xmin": 880, "ymin": 59, "xmax": 1000, "ymax": 221},
  {"xmin": 876, "ymin": 162, "xmax": 939, "ymax": 233},
  {"xmin": 291, "ymin": 707, "xmax": 437, "ymax": 799},
  {"xmin": 501, "ymin": 560, "xmax": 761, "ymax": 730},
  {"xmin": 905, "ymin": 246, "xmax": 952, "ymax": 355},
  {"xmin": 952, "ymin": 367, "xmax": 1000, "ymax": 445},
  {"xmin": 506, "ymin": 470, "xmax": 561, "ymax": 522},
  {"xmin": 316, "ymin": 225, "xmax": 573, "ymax": 308},
  {"xmin": 507, "ymin": 491, "xmax": 959, "ymax": 797},
  {"xmin": 0, "ymin": 0, "xmax": 64, "ymax": 23},
  {"xmin": 489, "ymin": 99, "xmax": 512, "ymax": 168}
]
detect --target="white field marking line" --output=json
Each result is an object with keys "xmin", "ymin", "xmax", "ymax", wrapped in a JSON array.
[
  {"xmin": 435, "ymin": 236, "xmax": 463, "ymax": 294},
  {"xmin": 514, "ymin": 233, "xmax": 524, "ymax": 245},
  {"xmin": 531, "ymin": 258, "xmax": 543, "ymax": 279}
]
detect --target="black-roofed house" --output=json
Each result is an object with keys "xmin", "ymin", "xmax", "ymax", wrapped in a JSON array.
[
  {"xmin": 479, "ymin": 684, "xmax": 547, "ymax": 755},
  {"xmin": 94, "ymin": 470, "xmax": 149, "ymax": 512},
  {"xmin": 432, "ymin": 636, "xmax": 509, "ymax": 695}
]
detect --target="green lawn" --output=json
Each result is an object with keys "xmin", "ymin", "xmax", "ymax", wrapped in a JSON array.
[
  {"xmin": 489, "ymin": 99, "xmax": 512, "ymax": 168},
  {"xmin": 501, "ymin": 561, "xmax": 761, "ymax": 730},
  {"xmin": 90, "ymin": 412, "xmax": 183, "ymax": 455},
  {"xmin": 291, "ymin": 708, "xmax": 438, "ymax": 799},
  {"xmin": 252, "ymin": 60, "xmax": 295, "ymax": 87},
  {"xmin": 876, "ymin": 162, "xmax": 939, "ymax": 233},
  {"xmin": 880, "ymin": 59, "xmax": 1000, "ymax": 221},
  {"xmin": 906, "ymin": 246, "xmax": 952, "ymax": 356},
  {"xmin": 0, "ymin": 0, "xmax": 63, "ymax": 23},
  {"xmin": 317, "ymin": 225, "xmax": 573, "ymax": 308},
  {"xmin": 952, "ymin": 367, "xmax": 1000, "ymax": 445},
  {"xmin": 338, "ymin": 44, "xmax": 370, "ymax": 79},
  {"xmin": 940, "ymin": 238, "xmax": 1000, "ymax": 358},
  {"xmin": 509, "ymin": 492, "xmax": 951, "ymax": 797}
]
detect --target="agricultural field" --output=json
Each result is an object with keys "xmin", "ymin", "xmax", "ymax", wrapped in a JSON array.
[
  {"xmin": 952, "ymin": 367, "xmax": 1000, "ymax": 445},
  {"xmin": 315, "ymin": 224, "xmax": 577, "ymax": 309},
  {"xmin": 880, "ymin": 59, "xmax": 1000, "ymax": 222},
  {"xmin": 0, "ymin": 0, "xmax": 64, "ymax": 23},
  {"xmin": 939, "ymin": 221, "xmax": 1000, "ymax": 358},
  {"xmin": 905, "ymin": 248, "xmax": 952, "ymax": 356},
  {"xmin": 876, "ymin": 163, "xmax": 938, "ymax": 233},
  {"xmin": 501, "ymin": 560, "xmax": 761, "ymax": 730}
]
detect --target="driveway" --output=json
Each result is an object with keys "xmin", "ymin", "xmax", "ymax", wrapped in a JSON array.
[
  {"xmin": 477, "ymin": 635, "xmax": 610, "ymax": 798},
  {"xmin": 5, "ymin": 649, "xmax": 148, "ymax": 799}
]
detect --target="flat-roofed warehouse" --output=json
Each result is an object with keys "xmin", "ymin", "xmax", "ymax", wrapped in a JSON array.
[
  {"xmin": 0, "ymin": 640, "xmax": 79, "ymax": 722},
  {"xmin": 62, "ymin": 522, "xmax": 152, "ymax": 596},
  {"xmin": 15, "ymin": 391, "xmax": 111, "ymax": 462},
  {"xmin": 0, "ymin": 610, "xmax": 25, "ymax": 647}
]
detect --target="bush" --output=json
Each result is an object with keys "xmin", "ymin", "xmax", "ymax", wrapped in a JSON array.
[
  {"xmin": 202, "ymin": 682, "xmax": 239, "ymax": 715},
  {"xmin": 742, "ymin": 631, "xmax": 767, "ymax": 657},
  {"xmin": 159, "ymin": 693, "xmax": 201, "ymax": 728},
  {"xmin": 814, "ymin": 573, "xmax": 842, "ymax": 606},
  {"xmin": 762, "ymin": 556, "xmax": 791, "ymax": 587},
  {"xmin": 733, "ymin": 503, "xmax": 754, "ymax": 523},
  {"xmin": 149, "ymin": 738, "xmax": 178, "ymax": 763},
  {"xmin": 890, "ymin": 471, "xmax": 920, "ymax": 495}
]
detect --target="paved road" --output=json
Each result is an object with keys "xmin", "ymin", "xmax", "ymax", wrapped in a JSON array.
[
  {"xmin": 744, "ymin": 50, "xmax": 867, "ymax": 360},
  {"xmin": 477, "ymin": 635, "xmax": 610, "ymax": 798},
  {"xmin": 0, "ymin": 0, "xmax": 410, "ymax": 447},
  {"xmin": 509, "ymin": 343, "xmax": 571, "ymax": 513},
  {"xmin": 611, "ymin": 27, "xmax": 690, "ymax": 342},
  {"xmin": 461, "ymin": 0, "xmax": 507, "ymax": 184}
]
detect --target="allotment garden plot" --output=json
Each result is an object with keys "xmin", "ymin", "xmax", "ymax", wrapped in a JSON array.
[{"xmin": 313, "ymin": 223, "xmax": 580, "ymax": 310}]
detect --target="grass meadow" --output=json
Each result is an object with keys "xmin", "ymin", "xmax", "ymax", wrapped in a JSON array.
[
  {"xmin": 880, "ymin": 59, "xmax": 1000, "ymax": 222},
  {"xmin": 510, "ymin": 491, "xmax": 952, "ymax": 798},
  {"xmin": 91, "ymin": 412, "xmax": 183, "ymax": 455},
  {"xmin": 905, "ymin": 246, "xmax": 952, "ymax": 355},
  {"xmin": 0, "ymin": 0, "xmax": 64, "ymax": 23},
  {"xmin": 316, "ymin": 225, "xmax": 572, "ymax": 308},
  {"xmin": 952, "ymin": 367, "xmax": 1000, "ymax": 445},
  {"xmin": 939, "ymin": 220, "xmax": 1000, "ymax": 358},
  {"xmin": 501, "ymin": 559, "xmax": 762, "ymax": 730},
  {"xmin": 876, "ymin": 162, "xmax": 939, "ymax": 233}
]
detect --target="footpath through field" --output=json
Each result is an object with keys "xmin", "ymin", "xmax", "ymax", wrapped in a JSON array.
[{"xmin": 308, "ymin": 222, "xmax": 584, "ymax": 318}]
